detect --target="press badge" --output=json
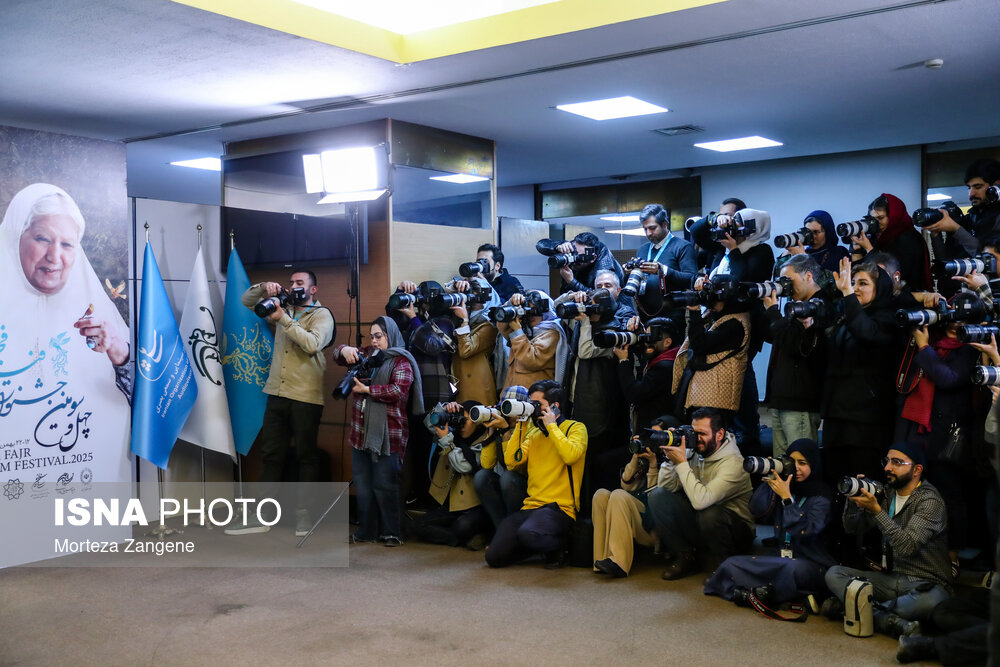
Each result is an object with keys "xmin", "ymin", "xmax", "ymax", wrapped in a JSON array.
[{"xmin": 780, "ymin": 547, "xmax": 794, "ymax": 559}]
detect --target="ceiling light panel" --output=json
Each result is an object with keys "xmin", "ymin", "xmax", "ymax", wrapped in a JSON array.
[
  {"xmin": 694, "ymin": 136, "xmax": 783, "ymax": 152},
  {"xmin": 289, "ymin": 0, "xmax": 558, "ymax": 34},
  {"xmin": 556, "ymin": 96, "xmax": 668, "ymax": 121}
]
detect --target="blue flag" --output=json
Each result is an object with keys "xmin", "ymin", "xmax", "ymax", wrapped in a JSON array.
[
  {"xmin": 221, "ymin": 248, "xmax": 273, "ymax": 456},
  {"xmin": 131, "ymin": 242, "xmax": 198, "ymax": 469}
]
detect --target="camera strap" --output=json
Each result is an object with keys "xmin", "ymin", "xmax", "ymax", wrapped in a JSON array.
[
  {"xmin": 747, "ymin": 592, "xmax": 808, "ymax": 623},
  {"xmin": 428, "ymin": 319, "xmax": 457, "ymax": 354}
]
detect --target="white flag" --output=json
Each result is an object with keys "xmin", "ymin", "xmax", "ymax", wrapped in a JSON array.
[{"xmin": 178, "ymin": 246, "xmax": 236, "ymax": 459}]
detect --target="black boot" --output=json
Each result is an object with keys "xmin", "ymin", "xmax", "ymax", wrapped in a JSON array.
[
  {"xmin": 661, "ymin": 551, "xmax": 699, "ymax": 580},
  {"xmin": 875, "ymin": 610, "xmax": 921, "ymax": 639},
  {"xmin": 896, "ymin": 635, "xmax": 937, "ymax": 663}
]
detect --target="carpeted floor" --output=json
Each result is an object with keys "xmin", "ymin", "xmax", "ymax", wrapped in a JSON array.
[{"xmin": 1, "ymin": 538, "xmax": 914, "ymax": 666}]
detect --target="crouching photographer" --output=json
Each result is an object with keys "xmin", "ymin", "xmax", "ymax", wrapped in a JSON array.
[
  {"xmin": 669, "ymin": 275, "xmax": 750, "ymax": 424},
  {"xmin": 474, "ymin": 386, "xmax": 532, "ymax": 533},
  {"xmin": 333, "ymin": 317, "xmax": 423, "ymax": 546},
  {"xmin": 591, "ymin": 416, "xmax": 680, "ymax": 578},
  {"xmin": 823, "ymin": 443, "xmax": 952, "ymax": 638},
  {"xmin": 410, "ymin": 401, "xmax": 492, "ymax": 548},
  {"xmin": 646, "ymin": 407, "xmax": 754, "ymax": 580},
  {"xmin": 705, "ymin": 439, "xmax": 836, "ymax": 607},
  {"xmin": 613, "ymin": 316, "xmax": 681, "ymax": 430}
]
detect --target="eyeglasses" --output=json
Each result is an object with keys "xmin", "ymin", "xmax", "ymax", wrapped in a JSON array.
[{"xmin": 881, "ymin": 457, "xmax": 914, "ymax": 468}]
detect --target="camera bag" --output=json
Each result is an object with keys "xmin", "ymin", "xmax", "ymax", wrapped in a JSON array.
[{"xmin": 843, "ymin": 577, "xmax": 874, "ymax": 637}]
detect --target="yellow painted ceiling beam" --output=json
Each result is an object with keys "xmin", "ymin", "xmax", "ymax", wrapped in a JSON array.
[{"xmin": 172, "ymin": 0, "xmax": 727, "ymax": 63}]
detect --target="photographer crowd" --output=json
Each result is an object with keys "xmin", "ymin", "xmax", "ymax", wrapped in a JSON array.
[{"xmin": 253, "ymin": 156, "xmax": 1000, "ymax": 665}]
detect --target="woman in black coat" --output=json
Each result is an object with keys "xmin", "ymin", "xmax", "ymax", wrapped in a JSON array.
[{"xmin": 821, "ymin": 257, "xmax": 903, "ymax": 484}]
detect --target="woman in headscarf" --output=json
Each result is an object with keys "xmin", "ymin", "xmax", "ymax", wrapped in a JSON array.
[
  {"xmin": 822, "ymin": 257, "xmax": 903, "ymax": 485},
  {"xmin": 694, "ymin": 207, "xmax": 775, "ymax": 284},
  {"xmin": 0, "ymin": 183, "xmax": 131, "ymax": 484},
  {"xmin": 496, "ymin": 290, "xmax": 568, "ymax": 391},
  {"xmin": 334, "ymin": 316, "xmax": 423, "ymax": 546},
  {"xmin": 851, "ymin": 193, "xmax": 932, "ymax": 291},
  {"xmin": 774, "ymin": 210, "xmax": 849, "ymax": 277},
  {"xmin": 704, "ymin": 438, "xmax": 836, "ymax": 604}
]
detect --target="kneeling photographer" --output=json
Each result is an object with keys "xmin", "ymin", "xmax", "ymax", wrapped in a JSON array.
[
  {"xmin": 823, "ymin": 444, "xmax": 952, "ymax": 638},
  {"xmin": 705, "ymin": 439, "xmax": 836, "ymax": 607},
  {"xmin": 411, "ymin": 401, "xmax": 492, "ymax": 548},
  {"xmin": 646, "ymin": 407, "xmax": 753, "ymax": 580},
  {"xmin": 591, "ymin": 416, "xmax": 679, "ymax": 578},
  {"xmin": 494, "ymin": 289, "xmax": 568, "ymax": 390},
  {"xmin": 670, "ymin": 275, "xmax": 750, "ymax": 425},
  {"xmin": 761, "ymin": 255, "xmax": 832, "ymax": 457},
  {"xmin": 613, "ymin": 316, "xmax": 681, "ymax": 430},
  {"xmin": 474, "ymin": 385, "xmax": 532, "ymax": 533},
  {"xmin": 334, "ymin": 317, "xmax": 423, "ymax": 546}
]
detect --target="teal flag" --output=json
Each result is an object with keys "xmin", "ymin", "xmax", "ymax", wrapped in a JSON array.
[
  {"xmin": 131, "ymin": 242, "xmax": 197, "ymax": 469},
  {"xmin": 221, "ymin": 248, "xmax": 273, "ymax": 456}
]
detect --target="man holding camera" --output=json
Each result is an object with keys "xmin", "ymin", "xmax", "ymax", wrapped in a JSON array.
[
  {"xmin": 485, "ymin": 380, "xmax": 588, "ymax": 569},
  {"xmin": 920, "ymin": 159, "xmax": 1000, "ymax": 256},
  {"xmin": 228, "ymin": 270, "xmax": 335, "ymax": 536},
  {"xmin": 553, "ymin": 231, "xmax": 624, "ymax": 293},
  {"xmin": 823, "ymin": 443, "xmax": 952, "ymax": 638},
  {"xmin": 761, "ymin": 254, "xmax": 828, "ymax": 457},
  {"xmin": 646, "ymin": 407, "xmax": 754, "ymax": 580},
  {"xmin": 475, "ymin": 243, "xmax": 523, "ymax": 303},
  {"xmin": 614, "ymin": 316, "xmax": 681, "ymax": 431},
  {"xmin": 635, "ymin": 203, "xmax": 698, "ymax": 290}
]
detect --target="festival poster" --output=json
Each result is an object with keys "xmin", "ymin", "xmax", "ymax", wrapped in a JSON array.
[{"xmin": 0, "ymin": 125, "xmax": 132, "ymax": 563}]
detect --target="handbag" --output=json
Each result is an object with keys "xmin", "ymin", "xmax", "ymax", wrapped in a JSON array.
[{"xmin": 896, "ymin": 336, "xmax": 923, "ymax": 395}]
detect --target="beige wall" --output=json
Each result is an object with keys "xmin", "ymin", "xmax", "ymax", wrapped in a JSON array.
[{"xmin": 389, "ymin": 221, "xmax": 495, "ymax": 289}]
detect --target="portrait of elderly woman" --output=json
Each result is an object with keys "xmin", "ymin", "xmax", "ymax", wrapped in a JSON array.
[{"xmin": 0, "ymin": 183, "xmax": 131, "ymax": 477}]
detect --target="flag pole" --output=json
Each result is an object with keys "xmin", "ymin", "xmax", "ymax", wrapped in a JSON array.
[
  {"xmin": 230, "ymin": 229, "xmax": 244, "ymax": 502},
  {"xmin": 144, "ymin": 221, "xmax": 149, "ymax": 244},
  {"xmin": 195, "ymin": 224, "xmax": 211, "ymax": 528}
]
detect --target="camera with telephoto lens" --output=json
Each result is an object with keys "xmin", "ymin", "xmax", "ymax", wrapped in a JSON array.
[
  {"xmin": 912, "ymin": 201, "xmax": 964, "ymax": 228},
  {"xmin": 428, "ymin": 405, "xmax": 467, "ymax": 429},
  {"xmin": 489, "ymin": 292, "xmax": 549, "ymax": 323},
  {"xmin": 554, "ymin": 289, "xmax": 618, "ymax": 322},
  {"xmin": 388, "ymin": 281, "xmax": 445, "ymax": 312},
  {"xmin": 666, "ymin": 275, "xmax": 741, "ymax": 309},
  {"xmin": 896, "ymin": 292, "xmax": 987, "ymax": 327},
  {"xmin": 838, "ymin": 476, "xmax": 884, "ymax": 497},
  {"xmin": 332, "ymin": 350, "xmax": 386, "ymax": 400},
  {"xmin": 774, "ymin": 227, "xmax": 816, "ymax": 249},
  {"xmin": 732, "ymin": 584, "xmax": 776, "ymax": 609},
  {"xmin": 987, "ymin": 185, "xmax": 1000, "ymax": 204},
  {"xmin": 637, "ymin": 317, "xmax": 675, "ymax": 346},
  {"xmin": 744, "ymin": 454, "xmax": 796, "ymax": 478},
  {"xmin": 432, "ymin": 281, "xmax": 493, "ymax": 310},
  {"xmin": 972, "ymin": 365, "xmax": 1000, "ymax": 387},
  {"xmin": 935, "ymin": 254, "xmax": 998, "ymax": 278},
  {"xmin": 468, "ymin": 404, "xmax": 503, "ymax": 424},
  {"xmin": 499, "ymin": 398, "xmax": 543, "ymax": 421},
  {"xmin": 458, "ymin": 260, "xmax": 489, "ymax": 278},
  {"xmin": 741, "ymin": 276, "xmax": 793, "ymax": 299},
  {"xmin": 709, "ymin": 211, "xmax": 757, "ymax": 242},
  {"xmin": 638, "ymin": 425, "xmax": 696, "ymax": 451},
  {"xmin": 836, "ymin": 215, "xmax": 880, "ymax": 240},
  {"xmin": 254, "ymin": 287, "xmax": 308, "ymax": 317},
  {"xmin": 592, "ymin": 330, "xmax": 639, "ymax": 349},
  {"xmin": 621, "ymin": 258, "xmax": 647, "ymax": 299},
  {"xmin": 783, "ymin": 297, "xmax": 830, "ymax": 321},
  {"xmin": 957, "ymin": 324, "xmax": 1000, "ymax": 344},
  {"xmin": 547, "ymin": 247, "xmax": 597, "ymax": 269}
]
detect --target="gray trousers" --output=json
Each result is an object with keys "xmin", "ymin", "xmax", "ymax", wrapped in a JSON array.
[{"xmin": 824, "ymin": 565, "xmax": 950, "ymax": 622}]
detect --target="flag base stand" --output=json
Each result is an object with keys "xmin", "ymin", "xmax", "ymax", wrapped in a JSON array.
[
  {"xmin": 296, "ymin": 481, "xmax": 352, "ymax": 548},
  {"xmin": 143, "ymin": 468, "xmax": 185, "ymax": 540}
]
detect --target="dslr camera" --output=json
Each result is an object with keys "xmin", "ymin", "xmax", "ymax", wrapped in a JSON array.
[
  {"xmin": 896, "ymin": 292, "xmax": 987, "ymax": 327},
  {"xmin": 628, "ymin": 425, "xmax": 696, "ymax": 458},
  {"xmin": 665, "ymin": 275, "xmax": 741, "ymax": 309},
  {"xmin": 912, "ymin": 201, "xmax": 964, "ymax": 228},
  {"xmin": 468, "ymin": 404, "xmax": 503, "ymax": 424},
  {"xmin": 489, "ymin": 292, "xmax": 550, "ymax": 323},
  {"xmin": 709, "ymin": 210, "xmax": 757, "ymax": 242},
  {"xmin": 934, "ymin": 254, "xmax": 998, "ymax": 278},
  {"xmin": 254, "ymin": 287, "xmax": 308, "ymax": 317},
  {"xmin": 836, "ymin": 215, "xmax": 880, "ymax": 241},
  {"xmin": 838, "ymin": 476, "xmax": 884, "ymax": 497},
  {"xmin": 428, "ymin": 405, "xmax": 468, "ymax": 429},
  {"xmin": 554, "ymin": 289, "xmax": 618, "ymax": 322},
  {"xmin": 774, "ymin": 228, "xmax": 816, "ymax": 249},
  {"xmin": 740, "ymin": 276, "xmax": 793, "ymax": 299},
  {"xmin": 535, "ymin": 238, "xmax": 597, "ymax": 269},
  {"xmin": 957, "ymin": 324, "xmax": 1000, "ymax": 344},
  {"xmin": 744, "ymin": 454, "xmax": 796, "ymax": 478},
  {"xmin": 332, "ymin": 350, "xmax": 386, "ymax": 400},
  {"xmin": 783, "ymin": 297, "xmax": 831, "ymax": 322},
  {"xmin": 432, "ymin": 281, "xmax": 493, "ymax": 310},
  {"xmin": 458, "ymin": 260, "xmax": 489, "ymax": 278},
  {"xmin": 499, "ymin": 398, "xmax": 543, "ymax": 421},
  {"xmin": 387, "ymin": 281, "xmax": 445, "ymax": 312},
  {"xmin": 972, "ymin": 365, "xmax": 1000, "ymax": 387}
]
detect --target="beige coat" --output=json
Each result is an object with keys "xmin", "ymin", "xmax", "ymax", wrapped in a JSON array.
[
  {"xmin": 429, "ymin": 430, "xmax": 491, "ymax": 512},
  {"xmin": 454, "ymin": 319, "xmax": 499, "ymax": 406},
  {"xmin": 503, "ymin": 327, "xmax": 559, "ymax": 391}
]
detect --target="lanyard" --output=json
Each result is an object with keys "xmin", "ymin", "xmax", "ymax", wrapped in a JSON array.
[
  {"xmin": 292, "ymin": 303, "xmax": 316, "ymax": 322},
  {"xmin": 782, "ymin": 496, "xmax": 807, "ymax": 547},
  {"xmin": 645, "ymin": 234, "xmax": 672, "ymax": 264}
]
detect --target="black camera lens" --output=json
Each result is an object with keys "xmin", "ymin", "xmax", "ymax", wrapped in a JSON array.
[
  {"xmin": 555, "ymin": 302, "xmax": 586, "ymax": 319},
  {"xmin": 388, "ymin": 292, "xmax": 417, "ymax": 311},
  {"xmin": 459, "ymin": 261, "xmax": 487, "ymax": 278}
]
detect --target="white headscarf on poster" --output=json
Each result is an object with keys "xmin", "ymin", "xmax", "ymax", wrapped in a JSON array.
[{"xmin": 0, "ymin": 182, "xmax": 131, "ymax": 484}]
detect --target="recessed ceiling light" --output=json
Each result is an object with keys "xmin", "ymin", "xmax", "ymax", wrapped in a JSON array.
[
  {"xmin": 606, "ymin": 228, "xmax": 647, "ymax": 236},
  {"xmin": 926, "ymin": 193, "xmax": 951, "ymax": 201},
  {"xmin": 556, "ymin": 96, "xmax": 668, "ymax": 121},
  {"xmin": 694, "ymin": 136, "xmax": 783, "ymax": 152},
  {"xmin": 429, "ymin": 174, "xmax": 490, "ymax": 184},
  {"xmin": 290, "ymin": 0, "xmax": 557, "ymax": 35},
  {"xmin": 170, "ymin": 157, "xmax": 221, "ymax": 171},
  {"xmin": 600, "ymin": 215, "xmax": 641, "ymax": 223}
]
